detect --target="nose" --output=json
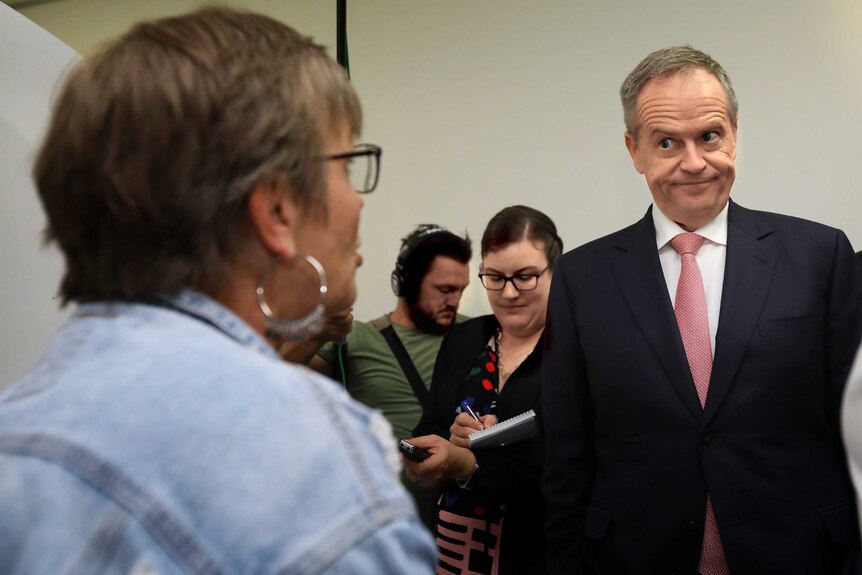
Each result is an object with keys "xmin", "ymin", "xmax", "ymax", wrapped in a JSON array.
[
  {"xmin": 447, "ymin": 290, "xmax": 463, "ymax": 308},
  {"xmin": 501, "ymin": 280, "xmax": 520, "ymax": 299},
  {"xmin": 680, "ymin": 142, "xmax": 707, "ymax": 173}
]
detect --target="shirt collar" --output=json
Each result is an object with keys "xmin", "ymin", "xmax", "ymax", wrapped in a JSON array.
[{"xmin": 653, "ymin": 201, "xmax": 729, "ymax": 250}]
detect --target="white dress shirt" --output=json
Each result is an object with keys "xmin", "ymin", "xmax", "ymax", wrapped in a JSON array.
[
  {"xmin": 652, "ymin": 202, "xmax": 728, "ymax": 357},
  {"xmin": 842, "ymin": 349, "xmax": 862, "ymax": 529}
]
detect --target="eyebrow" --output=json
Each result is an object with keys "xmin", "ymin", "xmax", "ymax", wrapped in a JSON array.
[
  {"xmin": 646, "ymin": 126, "xmax": 676, "ymax": 139},
  {"xmin": 648, "ymin": 122, "xmax": 725, "ymax": 139}
]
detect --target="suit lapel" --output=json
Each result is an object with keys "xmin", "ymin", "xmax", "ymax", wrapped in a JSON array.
[
  {"xmin": 703, "ymin": 201, "xmax": 776, "ymax": 424},
  {"xmin": 613, "ymin": 208, "xmax": 704, "ymax": 422}
]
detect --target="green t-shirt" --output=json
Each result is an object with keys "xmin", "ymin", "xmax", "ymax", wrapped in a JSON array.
[{"xmin": 318, "ymin": 314, "xmax": 446, "ymax": 440}]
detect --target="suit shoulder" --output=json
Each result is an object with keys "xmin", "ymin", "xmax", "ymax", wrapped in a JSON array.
[
  {"xmin": 558, "ymin": 220, "xmax": 642, "ymax": 266},
  {"xmin": 745, "ymin": 207, "xmax": 842, "ymax": 235},
  {"xmin": 731, "ymin": 202, "xmax": 853, "ymax": 258}
]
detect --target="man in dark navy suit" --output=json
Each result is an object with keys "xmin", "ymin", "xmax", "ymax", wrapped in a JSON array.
[{"xmin": 542, "ymin": 45, "xmax": 862, "ymax": 575}]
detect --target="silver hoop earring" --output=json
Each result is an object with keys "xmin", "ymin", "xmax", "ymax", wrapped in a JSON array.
[{"xmin": 256, "ymin": 254, "xmax": 328, "ymax": 342}]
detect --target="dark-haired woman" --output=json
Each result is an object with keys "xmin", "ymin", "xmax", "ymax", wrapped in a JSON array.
[{"xmin": 405, "ymin": 205, "xmax": 562, "ymax": 575}]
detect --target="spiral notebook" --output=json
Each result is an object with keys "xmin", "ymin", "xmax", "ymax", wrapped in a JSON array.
[{"xmin": 468, "ymin": 409, "xmax": 537, "ymax": 449}]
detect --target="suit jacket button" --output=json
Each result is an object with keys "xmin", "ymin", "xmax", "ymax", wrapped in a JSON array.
[{"xmin": 700, "ymin": 429, "xmax": 712, "ymax": 445}]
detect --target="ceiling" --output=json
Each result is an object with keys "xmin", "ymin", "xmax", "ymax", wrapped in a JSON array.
[{"xmin": 1, "ymin": 0, "xmax": 68, "ymax": 9}]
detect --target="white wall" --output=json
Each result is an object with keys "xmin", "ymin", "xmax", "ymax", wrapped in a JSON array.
[
  {"xmin": 0, "ymin": 3, "xmax": 78, "ymax": 387},
  {"xmin": 346, "ymin": 0, "xmax": 862, "ymax": 321},
  {"xmin": 4, "ymin": 0, "xmax": 862, "ymax": 386}
]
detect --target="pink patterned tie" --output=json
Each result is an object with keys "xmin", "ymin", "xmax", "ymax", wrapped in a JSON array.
[{"xmin": 669, "ymin": 233, "xmax": 729, "ymax": 575}]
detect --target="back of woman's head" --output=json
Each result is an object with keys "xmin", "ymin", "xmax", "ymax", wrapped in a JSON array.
[
  {"xmin": 35, "ymin": 7, "xmax": 361, "ymax": 305},
  {"xmin": 481, "ymin": 205, "xmax": 563, "ymax": 266}
]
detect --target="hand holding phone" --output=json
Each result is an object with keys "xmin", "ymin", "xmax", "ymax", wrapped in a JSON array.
[{"xmin": 399, "ymin": 439, "xmax": 431, "ymax": 462}]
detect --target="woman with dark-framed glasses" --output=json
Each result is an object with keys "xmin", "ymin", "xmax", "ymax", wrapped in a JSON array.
[{"xmin": 404, "ymin": 205, "xmax": 562, "ymax": 575}]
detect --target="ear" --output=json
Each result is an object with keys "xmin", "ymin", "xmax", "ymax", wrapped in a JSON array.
[
  {"xmin": 624, "ymin": 131, "xmax": 645, "ymax": 174},
  {"xmin": 247, "ymin": 176, "xmax": 297, "ymax": 260},
  {"xmin": 730, "ymin": 117, "xmax": 739, "ymax": 160}
]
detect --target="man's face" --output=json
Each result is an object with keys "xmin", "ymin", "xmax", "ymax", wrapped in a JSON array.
[
  {"xmin": 625, "ymin": 68, "xmax": 737, "ymax": 231},
  {"xmin": 410, "ymin": 255, "xmax": 470, "ymax": 333}
]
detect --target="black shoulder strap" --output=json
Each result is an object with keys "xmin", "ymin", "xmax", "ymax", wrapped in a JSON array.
[{"xmin": 379, "ymin": 325, "xmax": 429, "ymax": 409}]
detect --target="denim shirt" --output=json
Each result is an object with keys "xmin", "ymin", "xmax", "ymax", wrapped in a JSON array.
[{"xmin": 0, "ymin": 291, "xmax": 436, "ymax": 574}]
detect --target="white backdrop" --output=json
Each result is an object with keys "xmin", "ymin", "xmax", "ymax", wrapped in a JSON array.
[
  {"xmin": 345, "ymin": 0, "xmax": 862, "ymax": 321},
  {"xmin": 0, "ymin": 2, "xmax": 77, "ymax": 387},
  {"xmin": 3, "ymin": 0, "xmax": 861, "ymax": 387}
]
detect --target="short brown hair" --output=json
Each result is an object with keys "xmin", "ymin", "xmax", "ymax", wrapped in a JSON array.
[
  {"xmin": 396, "ymin": 225, "xmax": 472, "ymax": 303},
  {"xmin": 481, "ymin": 205, "xmax": 563, "ymax": 266},
  {"xmin": 620, "ymin": 45, "xmax": 738, "ymax": 137},
  {"xmin": 35, "ymin": 7, "xmax": 361, "ymax": 304}
]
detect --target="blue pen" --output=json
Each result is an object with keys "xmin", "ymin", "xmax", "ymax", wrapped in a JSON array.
[{"xmin": 461, "ymin": 401, "xmax": 484, "ymax": 429}]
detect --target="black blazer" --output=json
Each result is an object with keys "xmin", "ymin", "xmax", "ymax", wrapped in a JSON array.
[
  {"xmin": 415, "ymin": 314, "xmax": 546, "ymax": 575},
  {"xmin": 541, "ymin": 201, "xmax": 862, "ymax": 575}
]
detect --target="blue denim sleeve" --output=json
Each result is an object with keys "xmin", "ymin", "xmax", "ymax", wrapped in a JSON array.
[{"xmin": 323, "ymin": 519, "xmax": 437, "ymax": 575}]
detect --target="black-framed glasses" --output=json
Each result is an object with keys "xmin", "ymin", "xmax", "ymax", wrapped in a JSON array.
[
  {"xmin": 321, "ymin": 143, "xmax": 382, "ymax": 194},
  {"xmin": 478, "ymin": 266, "xmax": 550, "ymax": 291}
]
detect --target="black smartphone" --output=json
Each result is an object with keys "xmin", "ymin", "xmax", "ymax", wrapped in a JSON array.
[{"xmin": 398, "ymin": 439, "xmax": 431, "ymax": 462}]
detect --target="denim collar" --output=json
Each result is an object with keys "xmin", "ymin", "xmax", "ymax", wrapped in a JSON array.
[{"xmin": 155, "ymin": 289, "xmax": 278, "ymax": 359}]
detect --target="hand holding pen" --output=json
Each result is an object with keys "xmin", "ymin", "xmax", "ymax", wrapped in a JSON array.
[
  {"xmin": 461, "ymin": 401, "xmax": 497, "ymax": 428},
  {"xmin": 461, "ymin": 401, "xmax": 485, "ymax": 429},
  {"xmin": 450, "ymin": 401, "xmax": 493, "ymax": 448}
]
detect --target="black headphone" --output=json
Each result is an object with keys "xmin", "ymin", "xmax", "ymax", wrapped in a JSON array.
[{"xmin": 391, "ymin": 225, "xmax": 449, "ymax": 297}]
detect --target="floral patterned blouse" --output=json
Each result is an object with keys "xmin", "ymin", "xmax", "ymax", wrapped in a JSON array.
[{"xmin": 434, "ymin": 336, "xmax": 502, "ymax": 575}]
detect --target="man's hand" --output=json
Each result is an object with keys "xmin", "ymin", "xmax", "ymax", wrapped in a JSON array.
[
  {"xmin": 279, "ymin": 307, "xmax": 353, "ymax": 365},
  {"xmin": 314, "ymin": 307, "xmax": 353, "ymax": 343}
]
